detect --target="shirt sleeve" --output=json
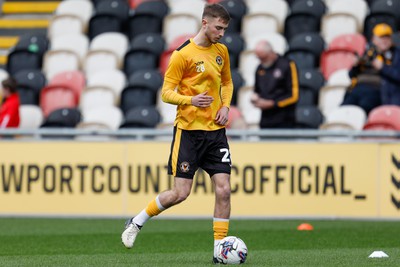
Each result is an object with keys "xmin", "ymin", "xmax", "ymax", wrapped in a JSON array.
[
  {"xmin": 161, "ymin": 50, "xmax": 192, "ymax": 105},
  {"xmin": 276, "ymin": 61, "xmax": 299, "ymax": 108},
  {"xmin": 220, "ymin": 46, "xmax": 233, "ymax": 109}
]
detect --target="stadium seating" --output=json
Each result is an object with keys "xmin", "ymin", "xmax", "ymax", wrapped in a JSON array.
[
  {"xmin": 328, "ymin": 33, "xmax": 367, "ymax": 57},
  {"xmin": 241, "ymin": 14, "xmax": 279, "ymax": 40},
  {"xmin": 159, "ymin": 34, "xmax": 194, "ymax": 75},
  {"xmin": 320, "ymin": 105, "xmax": 367, "ymax": 130},
  {"xmin": 54, "ymin": 0, "xmax": 93, "ymax": 29},
  {"xmin": 86, "ymin": 69, "xmax": 126, "ymax": 103},
  {"xmin": 41, "ymin": 107, "xmax": 82, "ymax": 128},
  {"xmin": 220, "ymin": 0, "xmax": 248, "ymax": 33},
  {"xmin": 6, "ymin": 33, "xmax": 49, "ymax": 76},
  {"xmin": 120, "ymin": 106, "xmax": 161, "ymax": 128},
  {"xmin": 127, "ymin": 0, "xmax": 169, "ymax": 40},
  {"xmin": 285, "ymin": 32, "xmax": 325, "ymax": 69},
  {"xmin": 162, "ymin": 13, "xmax": 200, "ymax": 46},
  {"xmin": 321, "ymin": 13, "xmax": 359, "ymax": 44},
  {"xmin": 124, "ymin": 33, "xmax": 165, "ymax": 77},
  {"xmin": 14, "ymin": 69, "xmax": 46, "ymax": 105},
  {"xmin": 80, "ymin": 85, "xmax": 117, "ymax": 111},
  {"xmin": 237, "ymin": 86, "xmax": 261, "ymax": 128},
  {"xmin": 156, "ymin": 89, "xmax": 176, "ymax": 125},
  {"xmin": 84, "ymin": 32, "xmax": 128, "ymax": 75},
  {"xmin": 120, "ymin": 69, "xmax": 163, "ymax": 114},
  {"xmin": 50, "ymin": 70, "xmax": 85, "ymax": 103},
  {"xmin": 326, "ymin": 0, "xmax": 368, "ymax": 31},
  {"xmin": 230, "ymin": 69, "xmax": 245, "ymax": 106},
  {"xmin": 295, "ymin": 105, "xmax": 324, "ymax": 129},
  {"xmin": 363, "ymin": 105, "xmax": 400, "ymax": 131},
  {"xmin": 19, "ymin": 105, "xmax": 44, "ymax": 129},
  {"xmin": 320, "ymin": 48, "xmax": 357, "ymax": 80},
  {"xmin": 80, "ymin": 106, "xmax": 123, "ymax": 130},
  {"xmin": 238, "ymin": 50, "xmax": 259, "ymax": 87},
  {"xmin": 220, "ymin": 32, "xmax": 245, "ymax": 69},
  {"xmin": 48, "ymin": 14, "xmax": 84, "ymax": 39},
  {"xmin": 40, "ymin": 84, "xmax": 78, "ymax": 117},
  {"xmin": 246, "ymin": 0, "xmax": 289, "ymax": 32}
]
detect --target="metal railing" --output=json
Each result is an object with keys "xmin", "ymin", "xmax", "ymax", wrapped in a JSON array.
[{"xmin": 0, "ymin": 128, "xmax": 399, "ymax": 141}]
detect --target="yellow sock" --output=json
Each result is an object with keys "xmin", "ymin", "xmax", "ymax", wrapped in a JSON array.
[
  {"xmin": 213, "ymin": 220, "xmax": 229, "ymax": 240},
  {"xmin": 145, "ymin": 198, "xmax": 163, "ymax": 217}
]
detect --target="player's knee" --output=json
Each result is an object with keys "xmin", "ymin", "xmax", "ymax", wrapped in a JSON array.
[
  {"xmin": 173, "ymin": 189, "xmax": 191, "ymax": 204},
  {"xmin": 215, "ymin": 183, "xmax": 231, "ymax": 200}
]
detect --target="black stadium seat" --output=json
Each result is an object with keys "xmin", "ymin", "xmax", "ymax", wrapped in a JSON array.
[
  {"xmin": 123, "ymin": 33, "xmax": 165, "ymax": 76},
  {"xmin": 220, "ymin": 32, "xmax": 245, "ymax": 69},
  {"xmin": 127, "ymin": 0, "xmax": 169, "ymax": 40},
  {"xmin": 220, "ymin": 0, "xmax": 248, "ymax": 33},
  {"xmin": 41, "ymin": 108, "xmax": 82, "ymax": 128},
  {"xmin": 120, "ymin": 106, "xmax": 161, "ymax": 128},
  {"xmin": 120, "ymin": 69, "xmax": 163, "ymax": 114},
  {"xmin": 14, "ymin": 69, "xmax": 47, "ymax": 105}
]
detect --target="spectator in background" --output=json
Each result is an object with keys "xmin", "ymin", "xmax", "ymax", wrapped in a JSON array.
[
  {"xmin": 342, "ymin": 23, "xmax": 400, "ymax": 113},
  {"xmin": 370, "ymin": 24, "xmax": 400, "ymax": 106},
  {"xmin": 251, "ymin": 40, "xmax": 299, "ymax": 128},
  {"xmin": 0, "ymin": 77, "xmax": 20, "ymax": 128}
]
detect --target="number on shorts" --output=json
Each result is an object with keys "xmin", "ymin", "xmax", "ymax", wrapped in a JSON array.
[{"xmin": 220, "ymin": 148, "xmax": 231, "ymax": 163}]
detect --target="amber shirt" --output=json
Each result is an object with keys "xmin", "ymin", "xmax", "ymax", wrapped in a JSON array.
[{"xmin": 161, "ymin": 38, "xmax": 233, "ymax": 131}]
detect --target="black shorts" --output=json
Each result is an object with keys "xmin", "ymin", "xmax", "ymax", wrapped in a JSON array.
[{"xmin": 168, "ymin": 127, "xmax": 232, "ymax": 179}]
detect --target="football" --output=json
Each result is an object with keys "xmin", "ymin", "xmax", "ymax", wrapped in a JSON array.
[{"xmin": 215, "ymin": 236, "xmax": 248, "ymax": 264}]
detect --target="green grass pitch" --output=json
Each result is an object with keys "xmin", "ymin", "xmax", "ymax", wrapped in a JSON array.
[{"xmin": 0, "ymin": 218, "xmax": 398, "ymax": 266}]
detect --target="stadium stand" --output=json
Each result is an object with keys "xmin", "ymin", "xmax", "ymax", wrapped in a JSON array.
[
  {"xmin": 41, "ymin": 107, "xmax": 82, "ymax": 128},
  {"xmin": 50, "ymin": 70, "xmax": 85, "ymax": 103},
  {"xmin": 220, "ymin": 32, "xmax": 245, "ymax": 69},
  {"xmin": 220, "ymin": 0, "xmax": 247, "ymax": 33},
  {"xmin": 127, "ymin": 0, "xmax": 169, "ymax": 40},
  {"xmin": 1, "ymin": 0, "xmax": 399, "ymax": 131},
  {"xmin": 86, "ymin": 68, "xmax": 126, "ymax": 103},
  {"xmin": 120, "ymin": 105, "xmax": 161, "ymax": 128},
  {"xmin": 320, "ymin": 105, "xmax": 367, "ymax": 130},
  {"xmin": 363, "ymin": 105, "xmax": 400, "ymax": 131},
  {"xmin": 124, "ymin": 32, "xmax": 165, "ymax": 77},
  {"xmin": 19, "ymin": 104, "xmax": 44, "ymax": 129},
  {"xmin": 14, "ymin": 69, "xmax": 46, "ymax": 105},
  {"xmin": 285, "ymin": 32, "xmax": 325, "ymax": 70},
  {"xmin": 246, "ymin": 0, "xmax": 288, "ymax": 33},
  {"xmin": 295, "ymin": 105, "xmax": 324, "ymax": 129},
  {"xmin": 84, "ymin": 32, "xmax": 128, "ymax": 75},
  {"xmin": 120, "ymin": 69, "xmax": 162, "ymax": 114}
]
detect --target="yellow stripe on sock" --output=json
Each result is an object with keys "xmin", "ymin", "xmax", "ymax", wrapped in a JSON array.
[
  {"xmin": 0, "ymin": 19, "xmax": 49, "ymax": 28},
  {"xmin": 213, "ymin": 221, "xmax": 229, "ymax": 240},
  {"xmin": 0, "ymin": 36, "xmax": 19, "ymax": 48},
  {"xmin": 2, "ymin": 2, "xmax": 60, "ymax": 14},
  {"xmin": 145, "ymin": 199, "xmax": 162, "ymax": 217}
]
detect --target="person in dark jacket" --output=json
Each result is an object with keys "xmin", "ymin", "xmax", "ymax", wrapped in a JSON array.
[
  {"xmin": 342, "ymin": 23, "xmax": 400, "ymax": 113},
  {"xmin": 0, "ymin": 77, "xmax": 20, "ymax": 128},
  {"xmin": 251, "ymin": 40, "xmax": 299, "ymax": 128},
  {"xmin": 370, "ymin": 23, "xmax": 400, "ymax": 106}
]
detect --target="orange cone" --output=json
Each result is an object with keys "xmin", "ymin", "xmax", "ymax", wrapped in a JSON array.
[{"xmin": 297, "ymin": 223, "xmax": 314, "ymax": 231}]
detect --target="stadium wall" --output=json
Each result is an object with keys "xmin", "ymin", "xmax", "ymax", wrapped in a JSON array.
[{"xmin": 0, "ymin": 141, "xmax": 399, "ymax": 219}]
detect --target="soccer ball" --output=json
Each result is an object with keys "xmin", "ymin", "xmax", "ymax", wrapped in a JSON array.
[{"xmin": 215, "ymin": 236, "xmax": 248, "ymax": 264}]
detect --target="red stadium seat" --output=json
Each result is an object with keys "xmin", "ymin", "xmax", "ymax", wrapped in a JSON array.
[
  {"xmin": 328, "ymin": 33, "xmax": 367, "ymax": 57},
  {"xmin": 320, "ymin": 48, "xmax": 357, "ymax": 79},
  {"xmin": 363, "ymin": 105, "xmax": 400, "ymax": 131},
  {"xmin": 49, "ymin": 71, "xmax": 86, "ymax": 103},
  {"xmin": 159, "ymin": 34, "xmax": 194, "ymax": 75},
  {"xmin": 40, "ymin": 85, "xmax": 78, "ymax": 117}
]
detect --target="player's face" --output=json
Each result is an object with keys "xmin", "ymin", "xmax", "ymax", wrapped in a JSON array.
[{"xmin": 204, "ymin": 17, "xmax": 228, "ymax": 44}]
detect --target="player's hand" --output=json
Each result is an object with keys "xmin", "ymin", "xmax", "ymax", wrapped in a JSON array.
[
  {"xmin": 215, "ymin": 106, "xmax": 229, "ymax": 126},
  {"xmin": 191, "ymin": 91, "xmax": 214, "ymax": 108}
]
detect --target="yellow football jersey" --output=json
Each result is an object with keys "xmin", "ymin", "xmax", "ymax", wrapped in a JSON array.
[{"xmin": 161, "ymin": 38, "xmax": 233, "ymax": 131}]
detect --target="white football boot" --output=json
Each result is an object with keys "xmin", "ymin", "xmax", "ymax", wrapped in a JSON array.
[{"xmin": 121, "ymin": 218, "xmax": 141, "ymax": 248}]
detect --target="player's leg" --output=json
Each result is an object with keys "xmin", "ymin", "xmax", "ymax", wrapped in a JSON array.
[
  {"xmin": 211, "ymin": 172, "xmax": 231, "ymax": 262},
  {"xmin": 122, "ymin": 127, "xmax": 198, "ymax": 249}
]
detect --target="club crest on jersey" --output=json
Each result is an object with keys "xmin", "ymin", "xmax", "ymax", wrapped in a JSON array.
[
  {"xmin": 180, "ymin": 161, "xmax": 190, "ymax": 173},
  {"xmin": 216, "ymin": 56, "xmax": 223, "ymax": 65}
]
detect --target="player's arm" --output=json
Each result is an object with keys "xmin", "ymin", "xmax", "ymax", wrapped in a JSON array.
[{"xmin": 215, "ymin": 47, "xmax": 233, "ymax": 125}]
